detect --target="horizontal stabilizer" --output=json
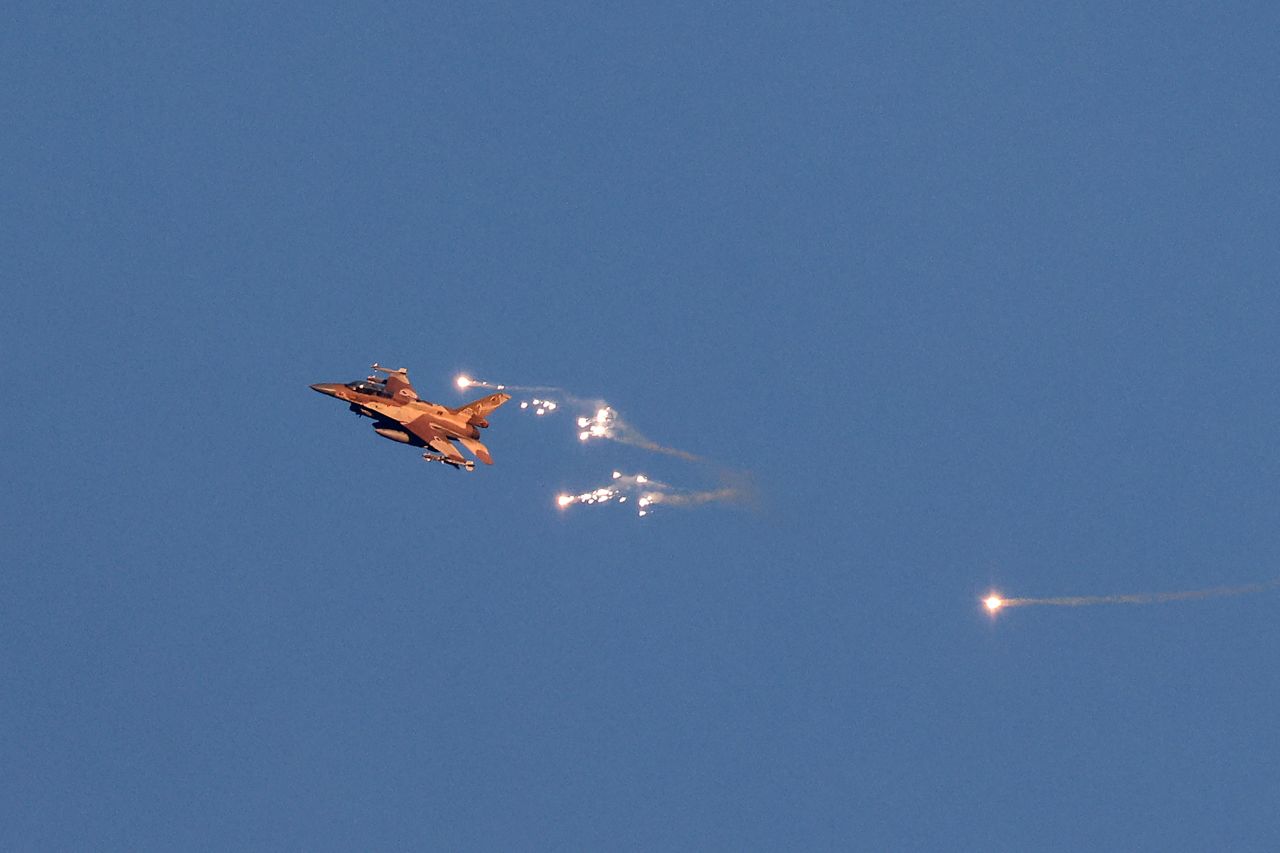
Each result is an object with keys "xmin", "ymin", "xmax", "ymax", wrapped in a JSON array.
[{"xmin": 457, "ymin": 437, "xmax": 493, "ymax": 465}]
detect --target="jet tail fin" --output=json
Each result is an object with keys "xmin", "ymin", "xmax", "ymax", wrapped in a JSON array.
[{"xmin": 451, "ymin": 392, "xmax": 511, "ymax": 427}]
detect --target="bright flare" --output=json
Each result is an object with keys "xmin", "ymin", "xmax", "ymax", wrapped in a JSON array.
[
  {"xmin": 455, "ymin": 377, "xmax": 704, "ymax": 462},
  {"xmin": 454, "ymin": 375, "xmax": 505, "ymax": 391},
  {"xmin": 555, "ymin": 472, "xmax": 662, "ymax": 517},
  {"xmin": 978, "ymin": 578, "xmax": 1280, "ymax": 610},
  {"xmin": 554, "ymin": 472, "xmax": 746, "ymax": 519}
]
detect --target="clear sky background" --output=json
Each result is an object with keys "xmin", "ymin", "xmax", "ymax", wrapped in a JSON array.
[{"xmin": 4, "ymin": 3, "xmax": 1279, "ymax": 850}]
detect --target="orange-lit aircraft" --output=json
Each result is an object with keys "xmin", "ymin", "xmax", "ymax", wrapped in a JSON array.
[{"xmin": 311, "ymin": 364, "xmax": 510, "ymax": 471}]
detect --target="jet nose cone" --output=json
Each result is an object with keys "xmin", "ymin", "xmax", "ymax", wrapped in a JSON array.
[{"xmin": 310, "ymin": 383, "xmax": 339, "ymax": 397}]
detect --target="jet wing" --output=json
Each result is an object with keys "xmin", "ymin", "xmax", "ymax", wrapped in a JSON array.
[
  {"xmin": 403, "ymin": 415, "xmax": 467, "ymax": 464},
  {"xmin": 426, "ymin": 436, "xmax": 467, "ymax": 464}
]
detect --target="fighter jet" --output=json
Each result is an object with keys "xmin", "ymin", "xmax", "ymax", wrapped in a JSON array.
[{"xmin": 311, "ymin": 364, "xmax": 510, "ymax": 471}]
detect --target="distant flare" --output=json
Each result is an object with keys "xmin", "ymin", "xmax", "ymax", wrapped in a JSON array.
[{"xmin": 982, "ymin": 578, "xmax": 1280, "ymax": 612}]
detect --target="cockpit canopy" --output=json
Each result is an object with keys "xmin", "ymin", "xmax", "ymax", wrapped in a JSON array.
[{"xmin": 345, "ymin": 379, "xmax": 392, "ymax": 398}]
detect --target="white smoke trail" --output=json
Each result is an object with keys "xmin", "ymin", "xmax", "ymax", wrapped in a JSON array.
[
  {"xmin": 574, "ymin": 406, "xmax": 703, "ymax": 462},
  {"xmin": 455, "ymin": 375, "xmax": 563, "ymax": 394},
  {"xmin": 573, "ymin": 404, "xmax": 701, "ymax": 458},
  {"xmin": 985, "ymin": 578, "xmax": 1280, "ymax": 612},
  {"xmin": 556, "ymin": 471, "xmax": 751, "ymax": 518},
  {"xmin": 456, "ymin": 375, "xmax": 702, "ymax": 460}
]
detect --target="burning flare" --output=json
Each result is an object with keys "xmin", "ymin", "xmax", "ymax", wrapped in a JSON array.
[
  {"xmin": 457, "ymin": 375, "xmax": 703, "ymax": 461},
  {"xmin": 556, "ymin": 471, "xmax": 750, "ymax": 519},
  {"xmin": 982, "ymin": 578, "xmax": 1280, "ymax": 613}
]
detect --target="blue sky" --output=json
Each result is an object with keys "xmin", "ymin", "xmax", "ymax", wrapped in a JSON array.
[{"xmin": 4, "ymin": 3, "xmax": 1280, "ymax": 849}]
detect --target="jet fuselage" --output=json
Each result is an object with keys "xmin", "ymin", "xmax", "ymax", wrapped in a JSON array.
[{"xmin": 309, "ymin": 383, "xmax": 481, "ymax": 442}]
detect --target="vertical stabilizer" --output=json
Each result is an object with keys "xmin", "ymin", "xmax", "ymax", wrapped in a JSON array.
[{"xmin": 452, "ymin": 392, "xmax": 511, "ymax": 426}]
